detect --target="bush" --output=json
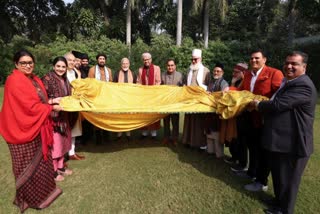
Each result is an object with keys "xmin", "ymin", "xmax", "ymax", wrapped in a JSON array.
[{"xmin": 1, "ymin": 34, "xmax": 319, "ymax": 90}]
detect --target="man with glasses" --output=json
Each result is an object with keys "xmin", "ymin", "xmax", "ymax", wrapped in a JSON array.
[
  {"xmin": 250, "ymin": 51, "xmax": 316, "ymax": 214},
  {"xmin": 182, "ymin": 49, "xmax": 210, "ymax": 149},
  {"xmin": 161, "ymin": 58, "xmax": 183, "ymax": 145},
  {"xmin": 137, "ymin": 52, "xmax": 161, "ymax": 140}
]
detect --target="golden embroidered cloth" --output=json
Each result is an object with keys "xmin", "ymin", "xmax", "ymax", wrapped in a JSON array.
[{"xmin": 60, "ymin": 78, "xmax": 268, "ymax": 132}]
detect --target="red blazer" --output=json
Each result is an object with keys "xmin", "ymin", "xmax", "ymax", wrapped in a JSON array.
[
  {"xmin": 240, "ymin": 66, "xmax": 283, "ymax": 98},
  {"xmin": 240, "ymin": 66, "xmax": 284, "ymax": 127}
]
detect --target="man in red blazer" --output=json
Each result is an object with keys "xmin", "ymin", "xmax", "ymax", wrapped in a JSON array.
[{"xmin": 236, "ymin": 49, "xmax": 284, "ymax": 192}]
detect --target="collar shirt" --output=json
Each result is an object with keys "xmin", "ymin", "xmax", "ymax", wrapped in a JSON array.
[
  {"xmin": 67, "ymin": 69, "xmax": 77, "ymax": 82},
  {"xmin": 250, "ymin": 66, "xmax": 264, "ymax": 92}
]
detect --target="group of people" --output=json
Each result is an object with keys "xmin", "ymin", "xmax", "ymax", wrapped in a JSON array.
[{"xmin": 0, "ymin": 48, "xmax": 316, "ymax": 214}]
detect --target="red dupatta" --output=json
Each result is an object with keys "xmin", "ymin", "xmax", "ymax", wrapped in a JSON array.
[
  {"xmin": 141, "ymin": 64, "xmax": 155, "ymax": 85},
  {"xmin": 0, "ymin": 69, "xmax": 53, "ymax": 159}
]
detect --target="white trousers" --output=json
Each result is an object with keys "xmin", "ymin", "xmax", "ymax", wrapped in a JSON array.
[{"xmin": 206, "ymin": 132, "xmax": 224, "ymax": 158}]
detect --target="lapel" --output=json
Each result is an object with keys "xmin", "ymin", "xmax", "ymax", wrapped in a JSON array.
[{"xmin": 255, "ymin": 66, "xmax": 269, "ymax": 83}]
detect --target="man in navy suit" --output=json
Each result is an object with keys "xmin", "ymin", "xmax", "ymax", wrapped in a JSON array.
[{"xmin": 251, "ymin": 51, "xmax": 317, "ymax": 214}]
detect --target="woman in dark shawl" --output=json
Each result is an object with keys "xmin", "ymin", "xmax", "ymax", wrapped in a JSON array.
[{"xmin": 42, "ymin": 56, "xmax": 73, "ymax": 181}]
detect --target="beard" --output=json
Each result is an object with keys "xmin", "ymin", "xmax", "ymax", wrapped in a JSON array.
[
  {"xmin": 189, "ymin": 63, "xmax": 200, "ymax": 71},
  {"xmin": 98, "ymin": 62, "xmax": 105, "ymax": 68}
]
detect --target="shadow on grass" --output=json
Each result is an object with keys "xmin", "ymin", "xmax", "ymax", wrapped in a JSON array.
[{"xmin": 75, "ymin": 129, "xmax": 274, "ymax": 209}]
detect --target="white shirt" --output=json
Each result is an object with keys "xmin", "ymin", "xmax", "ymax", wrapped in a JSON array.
[
  {"xmin": 67, "ymin": 69, "xmax": 77, "ymax": 82},
  {"xmin": 250, "ymin": 66, "xmax": 264, "ymax": 92}
]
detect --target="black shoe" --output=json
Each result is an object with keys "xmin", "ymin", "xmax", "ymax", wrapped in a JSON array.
[
  {"xmin": 264, "ymin": 207, "xmax": 283, "ymax": 214},
  {"xmin": 262, "ymin": 198, "xmax": 280, "ymax": 208},
  {"xmin": 140, "ymin": 135, "xmax": 147, "ymax": 140}
]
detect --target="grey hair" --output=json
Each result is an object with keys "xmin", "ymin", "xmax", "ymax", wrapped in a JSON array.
[
  {"xmin": 121, "ymin": 57, "xmax": 130, "ymax": 64},
  {"xmin": 142, "ymin": 52, "xmax": 152, "ymax": 60}
]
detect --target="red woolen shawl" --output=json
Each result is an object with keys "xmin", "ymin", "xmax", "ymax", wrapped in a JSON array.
[
  {"xmin": 141, "ymin": 64, "xmax": 155, "ymax": 85},
  {"xmin": 0, "ymin": 69, "xmax": 53, "ymax": 159}
]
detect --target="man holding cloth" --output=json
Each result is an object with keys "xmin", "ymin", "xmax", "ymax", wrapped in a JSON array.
[{"xmin": 251, "ymin": 51, "xmax": 316, "ymax": 214}]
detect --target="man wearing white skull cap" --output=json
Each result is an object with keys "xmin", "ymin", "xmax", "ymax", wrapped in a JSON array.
[{"xmin": 182, "ymin": 49, "xmax": 210, "ymax": 148}]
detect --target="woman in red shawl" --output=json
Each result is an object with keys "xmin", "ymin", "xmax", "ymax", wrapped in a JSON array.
[
  {"xmin": 0, "ymin": 50, "xmax": 63, "ymax": 212},
  {"xmin": 42, "ymin": 56, "xmax": 73, "ymax": 181}
]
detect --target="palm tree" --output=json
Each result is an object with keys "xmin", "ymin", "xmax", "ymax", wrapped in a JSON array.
[
  {"xmin": 176, "ymin": 0, "xmax": 183, "ymax": 46},
  {"xmin": 192, "ymin": 0, "xmax": 228, "ymax": 48},
  {"xmin": 126, "ymin": 0, "xmax": 132, "ymax": 47}
]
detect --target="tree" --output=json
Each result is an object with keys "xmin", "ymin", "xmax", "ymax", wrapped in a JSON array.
[{"xmin": 176, "ymin": 0, "xmax": 183, "ymax": 46}]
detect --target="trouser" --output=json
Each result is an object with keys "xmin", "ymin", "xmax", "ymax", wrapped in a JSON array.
[
  {"xmin": 117, "ymin": 132, "xmax": 131, "ymax": 137},
  {"xmin": 163, "ymin": 113, "xmax": 179, "ymax": 140},
  {"xmin": 81, "ymin": 120, "xmax": 93, "ymax": 144},
  {"xmin": 268, "ymin": 151, "xmax": 309, "ymax": 214},
  {"xmin": 206, "ymin": 132, "xmax": 224, "ymax": 158},
  {"xmin": 142, "ymin": 130, "xmax": 157, "ymax": 137},
  {"xmin": 246, "ymin": 127, "xmax": 270, "ymax": 184},
  {"xmin": 95, "ymin": 129, "xmax": 109, "ymax": 144}
]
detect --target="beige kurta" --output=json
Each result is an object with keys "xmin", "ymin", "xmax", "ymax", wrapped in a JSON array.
[{"xmin": 182, "ymin": 66, "xmax": 210, "ymax": 147}]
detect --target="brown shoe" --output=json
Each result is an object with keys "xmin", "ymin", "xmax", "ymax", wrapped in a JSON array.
[
  {"xmin": 75, "ymin": 153, "xmax": 85, "ymax": 159},
  {"xmin": 162, "ymin": 139, "xmax": 169, "ymax": 145},
  {"xmin": 69, "ymin": 154, "xmax": 82, "ymax": 160}
]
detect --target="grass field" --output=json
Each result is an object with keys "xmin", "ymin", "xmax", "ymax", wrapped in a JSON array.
[{"xmin": 0, "ymin": 87, "xmax": 319, "ymax": 214}]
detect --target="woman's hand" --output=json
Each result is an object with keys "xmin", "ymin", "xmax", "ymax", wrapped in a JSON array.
[
  {"xmin": 48, "ymin": 97, "xmax": 62, "ymax": 105},
  {"xmin": 52, "ymin": 104, "xmax": 63, "ymax": 112}
]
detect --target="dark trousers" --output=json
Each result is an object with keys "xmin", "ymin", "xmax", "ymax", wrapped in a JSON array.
[
  {"xmin": 163, "ymin": 114, "xmax": 179, "ymax": 140},
  {"xmin": 228, "ymin": 136, "xmax": 248, "ymax": 168},
  {"xmin": 268, "ymin": 151, "xmax": 309, "ymax": 214},
  {"xmin": 81, "ymin": 120, "xmax": 93, "ymax": 144},
  {"xmin": 246, "ymin": 127, "xmax": 270, "ymax": 185}
]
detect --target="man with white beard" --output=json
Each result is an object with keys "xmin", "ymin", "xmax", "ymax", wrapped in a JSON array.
[
  {"xmin": 182, "ymin": 49, "xmax": 210, "ymax": 149},
  {"xmin": 113, "ymin": 57, "xmax": 137, "ymax": 142}
]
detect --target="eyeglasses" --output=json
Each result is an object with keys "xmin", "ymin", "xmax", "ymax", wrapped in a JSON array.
[
  {"xmin": 191, "ymin": 58, "xmax": 199, "ymax": 62},
  {"xmin": 143, "ymin": 58, "xmax": 151, "ymax": 62},
  {"xmin": 18, "ymin": 61, "xmax": 34, "ymax": 67}
]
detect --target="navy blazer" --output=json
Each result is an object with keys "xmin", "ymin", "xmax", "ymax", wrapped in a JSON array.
[{"xmin": 258, "ymin": 74, "xmax": 317, "ymax": 157}]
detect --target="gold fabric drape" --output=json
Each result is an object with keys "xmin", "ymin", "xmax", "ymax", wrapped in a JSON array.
[{"xmin": 60, "ymin": 79, "xmax": 268, "ymax": 132}]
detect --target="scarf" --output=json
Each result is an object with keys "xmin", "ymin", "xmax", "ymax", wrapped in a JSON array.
[
  {"xmin": 118, "ymin": 69, "xmax": 134, "ymax": 83},
  {"xmin": 42, "ymin": 71, "xmax": 72, "ymax": 136},
  {"xmin": 141, "ymin": 64, "xmax": 155, "ymax": 85},
  {"xmin": 0, "ymin": 69, "xmax": 53, "ymax": 160},
  {"xmin": 187, "ymin": 63, "xmax": 207, "ymax": 90},
  {"xmin": 95, "ymin": 65, "xmax": 109, "ymax": 81}
]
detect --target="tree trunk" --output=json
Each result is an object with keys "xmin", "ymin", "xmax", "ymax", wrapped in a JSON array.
[
  {"xmin": 126, "ymin": 0, "xmax": 132, "ymax": 47},
  {"xmin": 176, "ymin": 0, "xmax": 183, "ymax": 46},
  {"xmin": 99, "ymin": 0, "xmax": 110, "ymax": 26},
  {"xmin": 203, "ymin": 0, "xmax": 209, "ymax": 48},
  {"xmin": 287, "ymin": 0, "xmax": 297, "ymax": 48}
]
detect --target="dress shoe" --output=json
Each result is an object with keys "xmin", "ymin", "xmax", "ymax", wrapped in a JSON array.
[
  {"xmin": 244, "ymin": 182, "xmax": 268, "ymax": 192},
  {"xmin": 162, "ymin": 139, "xmax": 169, "ymax": 145},
  {"xmin": 171, "ymin": 140, "xmax": 178, "ymax": 146},
  {"xmin": 69, "ymin": 154, "xmax": 83, "ymax": 160},
  {"xmin": 264, "ymin": 207, "xmax": 283, "ymax": 214},
  {"xmin": 231, "ymin": 165, "xmax": 248, "ymax": 173},
  {"xmin": 75, "ymin": 153, "xmax": 85, "ymax": 159}
]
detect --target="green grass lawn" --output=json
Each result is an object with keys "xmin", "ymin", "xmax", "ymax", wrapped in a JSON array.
[{"xmin": 0, "ymin": 87, "xmax": 319, "ymax": 214}]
